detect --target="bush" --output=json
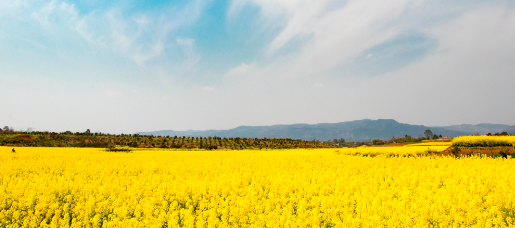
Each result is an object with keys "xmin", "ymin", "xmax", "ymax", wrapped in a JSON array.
[
  {"xmin": 106, "ymin": 146, "xmax": 132, "ymax": 153},
  {"xmin": 372, "ymin": 139, "xmax": 385, "ymax": 145}
]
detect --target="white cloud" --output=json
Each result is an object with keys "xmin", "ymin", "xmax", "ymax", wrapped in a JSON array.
[
  {"xmin": 0, "ymin": 0, "xmax": 25, "ymax": 8},
  {"xmin": 176, "ymin": 37, "xmax": 200, "ymax": 69},
  {"xmin": 335, "ymin": 6, "xmax": 515, "ymax": 126},
  {"xmin": 132, "ymin": 15, "xmax": 149, "ymax": 26},
  {"xmin": 176, "ymin": 37, "xmax": 195, "ymax": 58},
  {"xmin": 30, "ymin": 0, "xmax": 78, "ymax": 30},
  {"xmin": 21, "ymin": 0, "xmax": 208, "ymax": 67},
  {"xmin": 431, "ymin": 7, "xmax": 515, "ymax": 58},
  {"xmin": 226, "ymin": 0, "xmax": 425, "ymax": 82},
  {"xmin": 74, "ymin": 17, "xmax": 96, "ymax": 44},
  {"xmin": 227, "ymin": 0, "xmax": 247, "ymax": 19},
  {"xmin": 312, "ymin": 82, "xmax": 323, "ymax": 87},
  {"xmin": 0, "ymin": 0, "xmax": 27, "ymax": 18},
  {"xmin": 226, "ymin": 63, "xmax": 256, "ymax": 78},
  {"xmin": 225, "ymin": 1, "xmax": 515, "ymax": 82},
  {"xmin": 132, "ymin": 41, "xmax": 165, "ymax": 66}
]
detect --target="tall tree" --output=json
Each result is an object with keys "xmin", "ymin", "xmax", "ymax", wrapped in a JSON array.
[{"xmin": 424, "ymin": 129, "xmax": 433, "ymax": 139}]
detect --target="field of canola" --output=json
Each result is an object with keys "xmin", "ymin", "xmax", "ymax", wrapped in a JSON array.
[
  {"xmin": 1, "ymin": 146, "xmax": 515, "ymax": 227},
  {"xmin": 452, "ymin": 136, "xmax": 515, "ymax": 147}
]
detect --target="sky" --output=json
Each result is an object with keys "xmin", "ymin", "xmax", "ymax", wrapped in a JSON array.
[{"xmin": 1, "ymin": 0, "xmax": 515, "ymax": 134}]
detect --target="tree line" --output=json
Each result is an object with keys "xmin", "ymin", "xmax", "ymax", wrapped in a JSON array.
[
  {"xmin": 321, "ymin": 130, "xmax": 444, "ymax": 147},
  {"xmin": 0, "ymin": 130, "xmax": 337, "ymax": 150},
  {"xmin": 0, "ymin": 126, "xmax": 14, "ymax": 133}
]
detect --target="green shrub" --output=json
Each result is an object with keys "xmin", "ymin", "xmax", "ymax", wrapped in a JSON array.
[{"xmin": 106, "ymin": 146, "xmax": 132, "ymax": 152}]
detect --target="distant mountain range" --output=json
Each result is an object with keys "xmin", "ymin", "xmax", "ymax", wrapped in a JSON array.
[{"xmin": 137, "ymin": 119, "xmax": 515, "ymax": 141}]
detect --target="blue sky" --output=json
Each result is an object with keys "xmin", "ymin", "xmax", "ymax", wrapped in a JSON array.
[{"xmin": 1, "ymin": 0, "xmax": 515, "ymax": 133}]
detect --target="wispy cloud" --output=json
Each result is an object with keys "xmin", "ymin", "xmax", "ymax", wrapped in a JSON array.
[
  {"xmin": 19, "ymin": 0, "xmax": 209, "ymax": 67},
  {"xmin": 30, "ymin": 0, "xmax": 78, "ymax": 29},
  {"xmin": 226, "ymin": 63, "xmax": 256, "ymax": 78},
  {"xmin": 226, "ymin": 0, "xmax": 515, "ymax": 81},
  {"xmin": 0, "ymin": 0, "xmax": 28, "ymax": 17},
  {"xmin": 0, "ymin": 0, "xmax": 25, "ymax": 8},
  {"xmin": 226, "ymin": 0, "xmax": 247, "ymax": 20},
  {"xmin": 176, "ymin": 37, "xmax": 199, "ymax": 69},
  {"xmin": 229, "ymin": 0, "xmax": 421, "ymax": 77}
]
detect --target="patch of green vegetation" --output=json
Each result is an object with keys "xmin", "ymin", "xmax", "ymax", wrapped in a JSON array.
[
  {"xmin": 106, "ymin": 146, "xmax": 133, "ymax": 153},
  {"xmin": 0, "ymin": 131, "xmax": 337, "ymax": 150}
]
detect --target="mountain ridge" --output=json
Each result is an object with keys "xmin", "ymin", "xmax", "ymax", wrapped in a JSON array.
[{"xmin": 137, "ymin": 119, "xmax": 515, "ymax": 141}]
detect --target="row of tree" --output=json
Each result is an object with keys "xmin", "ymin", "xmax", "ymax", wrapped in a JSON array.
[
  {"xmin": 370, "ymin": 135, "xmax": 431, "ymax": 146},
  {"xmin": 486, "ymin": 132, "xmax": 512, "ymax": 136},
  {"xmin": 2, "ymin": 128, "xmax": 458, "ymax": 148},
  {"xmin": 0, "ymin": 130, "xmax": 337, "ymax": 149},
  {"xmin": 321, "ymin": 130, "xmax": 442, "ymax": 147},
  {"xmin": 0, "ymin": 126, "xmax": 14, "ymax": 133}
]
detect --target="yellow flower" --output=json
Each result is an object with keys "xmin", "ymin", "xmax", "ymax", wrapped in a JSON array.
[{"xmin": 1, "ymin": 147, "xmax": 514, "ymax": 227}]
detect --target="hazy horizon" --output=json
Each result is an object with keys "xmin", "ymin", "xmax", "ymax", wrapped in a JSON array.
[
  {"xmin": 7, "ymin": 118, "xmax": 513, "ymax": 135},
  {"xmin": 2, "ymin": 0, "xmax": 515, "ymax": 134}
]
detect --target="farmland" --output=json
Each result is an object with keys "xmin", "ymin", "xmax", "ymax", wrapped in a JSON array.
[
  {"xmin": 452, "ymin": 136, "xmax": 515, "ymax": 147},
  {"xmin": 2, "ymin": 146, "xmax": 515, "ymax": 227}
]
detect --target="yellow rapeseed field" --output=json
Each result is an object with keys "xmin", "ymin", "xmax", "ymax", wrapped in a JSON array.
[
  {"xmin": 452, "ymin": 136, "xmax": 515, "ymax": 147},
  {"xmin": 1, "ymin": 147, "xmax": 515, "ymax": 227}
]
